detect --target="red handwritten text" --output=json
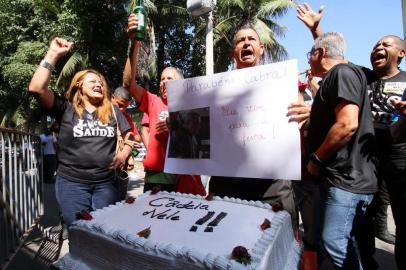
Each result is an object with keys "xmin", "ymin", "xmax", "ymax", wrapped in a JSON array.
[
  {"xmin": 242, "ymin": 133, "xmax": 267, "ymax": 146},
  {"xmin": 221, "ymin": 106, "xmax": 239, "ymax": 116},
  {"xmin": 228, "ymin": 122, "xmax": 249, "ymax": 131}
]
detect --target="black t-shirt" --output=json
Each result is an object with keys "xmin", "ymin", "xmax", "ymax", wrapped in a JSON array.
[
  {"xmin": 44, "ymin": 96, "xmax": 131, "ymax": 183},
  {"xmin": 363, "ymin": 69, "xmax": 406, "ymax": 130},
  {"xmin": 308, "ymin": 63, "xmax": 378, "ymax": 194}
]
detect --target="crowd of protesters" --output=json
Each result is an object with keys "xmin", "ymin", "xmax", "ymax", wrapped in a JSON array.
[
  {"xmin": 295, "ymin": 3, "xmax": 405, "ymax": 269},
  {"xmin": 27, "ymin": 2, "xmax": 405, "ymax": 270}
]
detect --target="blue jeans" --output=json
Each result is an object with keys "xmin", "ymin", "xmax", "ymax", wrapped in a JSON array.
[
  {"xmin": 55, "ymin": 175, "xmax": 118, "ymax": 226},
  {"xmin": 321, "ymin": 184, "xmax": 373, "ymax": 270}
]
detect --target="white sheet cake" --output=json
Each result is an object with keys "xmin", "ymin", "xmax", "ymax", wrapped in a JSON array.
[{"xmin": 55, "ymin": 191, "xmax": 302, "ymax": 270}]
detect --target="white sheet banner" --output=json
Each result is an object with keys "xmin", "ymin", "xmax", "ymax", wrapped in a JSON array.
[{"xmin": 164, "ymin": 60, "xmax": 301, "ymax": 180}]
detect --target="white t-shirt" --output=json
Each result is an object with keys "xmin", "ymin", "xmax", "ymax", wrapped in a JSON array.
[{"xmin": 40, "ymin": 134, "xmax": 57, "ymax": 155}]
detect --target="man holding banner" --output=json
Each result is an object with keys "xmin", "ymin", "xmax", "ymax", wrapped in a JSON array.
[{"xmin": 208, "ymin": 23, "xmax": 310, "ymax": 232}]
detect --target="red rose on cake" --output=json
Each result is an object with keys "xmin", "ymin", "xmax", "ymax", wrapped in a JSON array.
[
  {"xmin": 137, "ymin": 226, "xmax": 151, "ymax": 239},
  {"xmin": 125, "ymin": 196, "xmax": 135, "ymax": 204},
  {"xmin": 271, "ymin": 202, "xmax": 284, "ymax": 212},
  {"xmin": 260, "ymin": 218, "xmax": 271, "ymax": 231},
  {"xmin": 76, "ymin": 210, "xmax": 93, "ymax": 221},
  {"xmin": 231, "ymin": 246, "xmax": 251, "ymax": 265},
  {"xmin": 150, "ymin": 185, "xmax": 161, "ymax": 195}
]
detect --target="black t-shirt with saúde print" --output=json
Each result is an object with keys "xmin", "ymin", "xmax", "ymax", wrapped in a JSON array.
[{"xmin": 44, "ymin": 96, "xmax": 131, "ymax": 183}]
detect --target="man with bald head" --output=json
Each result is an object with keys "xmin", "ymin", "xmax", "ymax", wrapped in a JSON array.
[
  {"xmin": 129, "ymin": 64, "xmax": 184, "ymax": 192},
  {"xmin": 363, "ymin": 34, "xmax": 406, "ymax": 270},
  {"xmin": 297, "ymin": 4, "xmax": 406, "ymax": 268},
  {"xmin": 370, "ymin": 35, "xmax": 405, "ymax": 78}
]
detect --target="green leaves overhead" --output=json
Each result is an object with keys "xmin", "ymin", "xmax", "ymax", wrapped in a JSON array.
[
  {"xmin": 212, "ymin": 0, "xmax": 293, "ymax": 71},
  {"xmin": 0, "ymin": 0, "xmax": 129, "ymax": 130},
  {"xmin": 0, "ymin": 0, "xmax": 292, "ymax": 130},
  {"xmin": 56, "ymin": 52, "xmax": 85, "ymax": 90}
]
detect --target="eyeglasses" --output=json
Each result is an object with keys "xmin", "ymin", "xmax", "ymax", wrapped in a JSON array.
[{"xmin": 306, "ymin": 48, "xmax": 321, "ymax": 60}]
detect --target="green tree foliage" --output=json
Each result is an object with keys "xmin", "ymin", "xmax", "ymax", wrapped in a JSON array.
[
  {"xmin": 211, "ymin": 0, "xmax": 293, "ymax": 72},
  {"xmin": 2, "ymin": 41, "xmax": 48, "ymax": 127},
  {"xmin": 0, "ymin": 0, "xmax": 130, "ymax": 130},
  {"xmin": 132, "ymin": 0, "xmax": 205, "ymax": 93},
  {"xmin": 153, "ymin": 0, "xmax": 205, "ymax": 79},
  {"xmin": 51, "ymin": 0, "xmax": 129, "ymax": 90},
  {"xmin": 0, "ymin": 0, "xmax": 291, "ymax": 130},
  {"xmin": 147, "ymin": 0, "xmax": 292, "ymax": 76},
  {"xmin": 0, "ymin": 0, "xmax": 56, "ymax": 129}
]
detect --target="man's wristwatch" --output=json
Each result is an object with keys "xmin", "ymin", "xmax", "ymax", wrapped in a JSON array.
[
  {"xmin": 310, "ymin": 152, "xmax": 325, "ymax": 168},
  {"xmin": 39, "ymin": 59, "xmax": 55, "ymax": 72}
]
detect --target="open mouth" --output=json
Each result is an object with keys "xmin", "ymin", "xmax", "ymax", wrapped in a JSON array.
[
  {"xmin": 371, "ymin": 51, "xmax": 386, "ymax": 65},
  {"xmin": 241, "ymin": 49, "xmax": 254, "ymax": 60},
  {"xmin": 92, "ymin": 87, "xmax": 103, "ymax": 94}
]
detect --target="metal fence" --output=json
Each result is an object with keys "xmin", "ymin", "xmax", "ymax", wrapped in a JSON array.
[{"xmin": 0, "ymin": 128, "xmax": 43, "ymax": 269}]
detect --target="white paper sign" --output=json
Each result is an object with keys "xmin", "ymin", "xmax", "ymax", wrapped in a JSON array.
[{"xmin": 164, "ymin": 60, "xmax": 301, "ymax": 180}]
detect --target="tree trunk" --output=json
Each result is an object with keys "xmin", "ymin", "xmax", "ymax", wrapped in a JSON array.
[{"xmin": 156, "ymin": 24, "xmax": 166, "ymax": 79}]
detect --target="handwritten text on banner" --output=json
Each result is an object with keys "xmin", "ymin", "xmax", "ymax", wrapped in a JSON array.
[{"xmin": 164, "ymin": 60, "xmax": 301, "ymax": 180}]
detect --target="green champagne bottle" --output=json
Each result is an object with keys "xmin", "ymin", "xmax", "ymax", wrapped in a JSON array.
[
  {"xmin": 133, "ymin": 0, "xmax": 147, "ymax": 41},
  {"xmin": 131, "ymin": 148, "xmax": 139, "ymax": 158}
]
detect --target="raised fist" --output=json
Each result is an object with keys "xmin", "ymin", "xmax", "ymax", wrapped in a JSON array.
[{"xmin": 48, "ymin": 37, "xmax": 74, "ymax": 58}]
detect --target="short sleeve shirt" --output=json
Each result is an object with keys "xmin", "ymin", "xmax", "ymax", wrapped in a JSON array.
[
  {"xmin": 40, "ymin": 134, "xmax": 57, "ymax": 155},
  {"xmin": 45, "ymin": 96, "xmax": 131, "ymax": 183},
  {"xmin": 364, "ymin": 69, "xmax": 406, "ymax": 130},
  {"xmin": 138, "ymin": 91, "xmax": 169, "ymax": 172},
  {"xmin": 308, "ymin": 63, "xmax": 378, "ymax": 194}
]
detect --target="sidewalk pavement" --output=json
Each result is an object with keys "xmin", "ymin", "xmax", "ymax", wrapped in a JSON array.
[
  {"xmin": 374, "ymin": 207, "xmax": 396, "ymax": 269},
  {"xmin": 5, "ymin": 172, "xmax": 398, "ymax": 270},
  {"xmin": 5, "ymin": 163, "xmax": 146, "ymax": 270}
]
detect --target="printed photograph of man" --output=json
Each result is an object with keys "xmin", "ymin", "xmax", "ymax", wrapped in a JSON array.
[{"xmin": 168, "ymin": 107, "xmax": 210, "ymax": 159}]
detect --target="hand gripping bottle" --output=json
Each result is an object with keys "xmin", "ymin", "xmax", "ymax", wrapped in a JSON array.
[{"xmin": 133, "ymin": 0, "xmax": 147, "ymax": 41}]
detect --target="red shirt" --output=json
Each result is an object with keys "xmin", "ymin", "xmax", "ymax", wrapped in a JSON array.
[{"xmin": 138, "ymin": 91, "xmax": 168, "ymax": 172}]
